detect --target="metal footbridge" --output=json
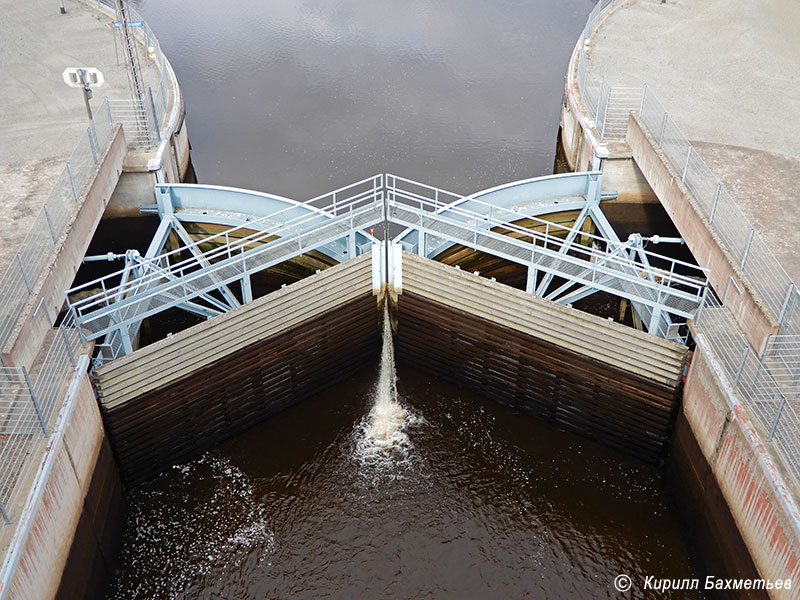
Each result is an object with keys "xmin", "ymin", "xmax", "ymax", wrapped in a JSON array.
[{"xmin": 66, "ymin": 172, "xmax": 708, "ymax": 366}]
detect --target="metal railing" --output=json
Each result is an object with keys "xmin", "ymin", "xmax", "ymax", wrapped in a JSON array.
[
  {"xmin": 68, "ymin": 176, "xmax": 388, "ymax": 346},
  {"xmin": 0, "ymin": 311, "xmax": 85, "ymax": 523},
  {"xmin": 0, "ymin": 1, "xmax": 175, "ymax": 356},
  {"xmin": 695, "ymin": 296, "xmax": 800, "ymax": 486},
  {"xmin": 67, "ymin": 174, "xmax": 708, "ymax": 363},
  {"xmin": 87, "ymin": 0, "xmax": 170, "ymax": 150},
  {"xmin": 574, "ymin": 0, "xmax": 800, "ymax": 488},
  {"xmin": 574, "ymin": 0, "xmax": 800, "ymax": 335},
  {"xmin": 0, "ymin": 2, "xmax": 173, "ymax": 524},
  {"xmin": 638, "ymin": 89, "xmax": 798, "ymax": 330},
  {"xmin": 0, "ymin": 100, "xmax": 114, "ymax": 355}
]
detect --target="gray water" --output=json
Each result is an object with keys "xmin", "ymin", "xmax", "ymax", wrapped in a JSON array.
[
  {"xmin": 135, "ymin": 0, "xmax": 590, "ymax": 197},
  {"xmin": 109, "ymin": 1, "xmax": 706, "ymax": 597}
]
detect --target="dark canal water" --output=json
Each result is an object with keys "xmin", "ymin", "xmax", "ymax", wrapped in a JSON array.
[{"xmin": 109, "ymin": 0, "xmax": 706, "ymax": 597}]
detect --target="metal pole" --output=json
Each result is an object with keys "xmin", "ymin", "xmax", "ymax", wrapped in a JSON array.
[
  {"xmin": 78, "ymin": 69, "xmax": 93, "ymax": 121},
  {"xmin": 767, "ymin": 395, "xmax": 788, "ymax": 442},
  {"xmin": 732, "ymin": 346, "xmax": 749, "ymax": 389},
  {"xmin": 59, "ymin": 326, "xmax": 77, "ymax": 367},
  {"xmin": 740, "ymin": 228, "xmax": 755, "ymax": 268},
  {"xmin": 66, "ymin": 162, "xmax": 79, "ymax": 202},
  {"xmin": 681, "ymin": 146, "xmax": 692, "ymax": 182},
  {"xmin": 87, "ymin": 123, "xmax": 98, "ymax": 162},
  {"xmin": 81, "ymin": 86, "xmax": 93, "ymax": 121},
  {"xmin": 638, "ymin": 84, "xmax": 647, "ymax": 115},
  {"xmin": 147, "ymin": 87, "xmax": 161, "ymax": 142},
  {"xmin": 22, "ymin": 367, "xmax": 49, "ymax": 436},
  {"xmin": 778, "ymin": 283, "xmax": 796, "ymax": 324},
  {"xmin": 658, "ymin": 112, "xmax": 668, "ymax": 147},
  {"xmin": 43, "ymin": 204, "xmax": 58, "ymax": 243},
  {"xmin": 16, "ymin": 254, "xmax": 32, "ymax": 293},
  {"xmin": 709, "ymin": 183, "xmax": 721, "ymax": 223},
  {"xmin": 0, "ymin": 499, "xmax": 10, "ymax": 524}
]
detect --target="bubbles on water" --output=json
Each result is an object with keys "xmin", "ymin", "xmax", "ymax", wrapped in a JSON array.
[{"xmin": 109, "ymin": 454, "xmax": 276, "ymax": 600}]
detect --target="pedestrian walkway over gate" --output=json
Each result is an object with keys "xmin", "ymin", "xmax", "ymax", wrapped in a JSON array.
[{"xmin": 66, "ymin": 171, "xmax": 708, "ymax": 366}]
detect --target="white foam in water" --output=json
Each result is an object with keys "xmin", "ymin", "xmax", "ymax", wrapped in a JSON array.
[{"xmin": 354, "ymin": 306, "xmax": 423, "ymax": 468}]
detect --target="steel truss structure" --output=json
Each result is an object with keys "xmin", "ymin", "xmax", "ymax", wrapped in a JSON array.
[{"xmin": 66, "ymin": 172, "xmax": 708, "ymax": 366}]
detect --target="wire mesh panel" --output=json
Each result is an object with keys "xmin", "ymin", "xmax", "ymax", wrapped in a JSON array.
[
  {"xmin": 0, "ymin": 99, "xmax": 116, "ymax": 351},
  {"xmin": 695, "ymin": 298, "xmax": 800, "ymax": 489}
]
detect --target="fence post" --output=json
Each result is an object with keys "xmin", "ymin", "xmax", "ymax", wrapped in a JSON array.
[
  {"xmin": 709, "ymin": 183, "xmax": 721, "ymax": 224},
  {"xmin": 0, "ymin": 499, "xmax": 10, "ymax": 524},
  {"xmin": 66, "ymin": 161, "xmax": 79, "ymax": 202},
  {"xmin": 778, "ymin": 283, "xmax": 796, "ymax": 325},
  {"xmin": 22, "ymin": 367, "xmax": 49, "ymax": 436},
  {"xmin": 767, "ymin": 395, "xmax": 788, "ymax": 442},
  {"xmin": 59, "ymin": 326, "xmax": 77, "ymax": 367},
  {"xmin": 601, "ymin": 86, "xmax": 611, "ymax": 139},
  {"xmin": 16, "ymin": 254, "xmax": 32, "ymax": 293},
  {"xmin": 732, "ymin": 346, "xmax": 749, "ymax": 388},
  {"xmin": 594, "ymin": 78, "xmax": 605, "ymax": 124},
  {"xmin": 740, "ymin": 228, "xmax": 755, "ymax": 269},
  {"xmin": 694, "ymin": 286, "xmax": 709, "ymax": 325},
  {"xmin": 658, "ymin": 112, "xmax": 668, "ymax": 147},
  {"xmin": 87, "ymin": 122, "xmax": 98, "ymax": 163},
  {"xmin": 638, "ymin": 84, "xmax": 647, "ymax": 115},
  {"xmin": 147, "ymin": 87, "xmax": 161, "ymax": 143},
  {"xmin": 681, "ymin": 146, "xmax": 692, "ymax": 182},
  {"xmin": 43, "ymin": 204, "xmax": 58, "ymax": 243}
]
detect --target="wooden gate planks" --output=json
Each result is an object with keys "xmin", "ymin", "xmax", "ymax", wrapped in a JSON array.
[
  {"xmin": 94, "ymin": 254, "xmax": 378, "ymax": 485},
  {"xmin": 396, "ymin": 252, "xmax": 687, "ymax": 462}
]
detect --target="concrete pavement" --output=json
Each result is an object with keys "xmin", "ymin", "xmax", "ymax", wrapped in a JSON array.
[
  {"xmin": 584, "ymin": 0, "xmax": 800, "ymax": 284},
  {"xmin": 0, "ymin": 0, "xmax": 159, "ymax": 272}
]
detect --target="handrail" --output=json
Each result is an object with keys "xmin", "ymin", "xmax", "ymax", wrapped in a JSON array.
[{"xmin": 68, "ymin": 175, "xmax": 385, "ymax": 315}]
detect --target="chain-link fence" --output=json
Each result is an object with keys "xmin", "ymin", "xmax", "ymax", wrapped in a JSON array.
[
  {"xmin": 0, "ymin": 2, "xmax": 175, "ymax": 524},
  {"xmin": 576, "ymin": 0, "xmax": 800, "ymax": 487},
  {"xmin": 0, "ymin": 310, "xmax": 85, "ymax": 523},
  {"xmin": 695, "ymin": 296, "xmax": 800, "ymax": 487},
  {"xmin": 638, "ymin": 89, "xmax": 798, "ymax": 328},
  {"xmin": 86, "ymin": 0, "xmax": 171, "ymax": 150},
  {"xmin": 0, "ymin": 100, "xmax": 114, "ymax": 356}
]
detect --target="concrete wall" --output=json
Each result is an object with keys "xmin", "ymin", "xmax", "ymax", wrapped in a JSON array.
[
  {"xmin": 1, "ymin": 127, "xmax": 126, "ymax": 369},
  {"xmin": 1, "ymin": 358, "xmax": 124, "ymax": 600},
  {"xmin": 682, "ymin": 334, "xmax": 800, "ymax": 596},
  {"xmin": 560, "ymin": 83, "xmax": 658, "ymax": 206},
  {"xmin": 105, "ymin": 107, "xmax": 191, "ymax": 219},
  {"xmin": 667, "ymin": 413, "xmax": 767, "ymax": 598},
  {"xmin": 626, "ymin": 115, "xmax": 778, "ymax": 353}
]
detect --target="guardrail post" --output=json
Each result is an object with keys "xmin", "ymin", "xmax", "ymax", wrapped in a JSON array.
[
  {"xmin": 43, "ymin": 204, "xmax": 58, "ymax": 243},
  {"xmin": 87, "ymin": 122, "xmax": 99, "ymax": 163},
  {"xmin": 740, "ymin": 228, "xmax": 755, "ymax": 268},
  {"xmin": 709, "ymin": 183, "xmax": 721, "ymax": 223},
  {"xmin": 658, "ymin": 112, "xmax": 668, "ymax": 147},
  {"xmin": 638, "ymin": 84, "xmax": 647, "ymax": 115},
  {"xmin": 594, "ymin": 78, "xmax": 605, "ymax": 124},
  {"xmin": 0, "ymin": 499, "xmax": 10, "ymax": 524},
  {"xmin": 66, "ymin": 161, "xmax": 79, "ymax": 202},
  {"xmin": 732, "ymin": 346, "xmax": 749, "ymax": 388},
  {"xmin": 693, "ymin": 286, "xmax": 709, "ymax": 325},
  {"xmin": 22, "ymin": 367, "xmax": 49, "ymax": 436},
  {"xmin": 778, "ymin": 283, "xmax": 796, "ymax": 325},
  {"xmin": 681, "ymin": 146, "xmax": 692, "ymax": 182},
  {"xmin": 147, "ymin": 87, "xmax": 161, "ymax": 143},
  {"xmin": 16, "ymin": 254, "xmax": 32, "ymax": 293},
  {"xmin": 768, "ymin": 395, "xmax": 788, "ymax": 442},
  {"xmin": 59, "ymin": 326, "xmax": 77, "ymax": 367}
]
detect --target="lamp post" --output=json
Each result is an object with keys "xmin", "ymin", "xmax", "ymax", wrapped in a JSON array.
[{"xmin": 62, "ymin": 67, "xmax": 104, "ymax": 121}]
